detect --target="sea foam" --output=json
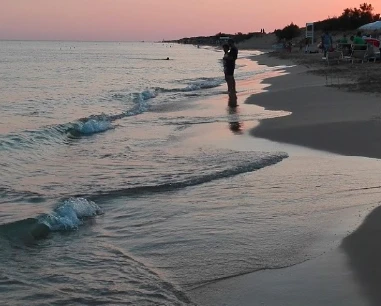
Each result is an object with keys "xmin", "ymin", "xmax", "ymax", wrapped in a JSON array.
[{"xmin": 38, "ymin": 197, "xmax": 103, "ymax": 231}]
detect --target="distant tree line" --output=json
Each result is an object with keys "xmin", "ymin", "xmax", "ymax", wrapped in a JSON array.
[
  {"xmin": 274, "ymin": 3, "xmax": 380, "ymax": 41},
  {"xmin": 314, "ymin": 3, "xmax": 380, "ymax": 31},
  {"xmin": 175, "ymin": 3, "xmax": 380, "ymax": 45},
  {"xmin": 274, "ymin": 23, "xmax": 301, "ymax": 41},
  {"xmin": 175, "ymin": 31, "xmax": 266, "ymax": 45}
]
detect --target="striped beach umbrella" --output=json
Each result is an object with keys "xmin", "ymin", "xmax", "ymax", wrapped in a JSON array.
[{"xmin": 364, "ymin": 37, "xmax": 380, "ymax": 48}]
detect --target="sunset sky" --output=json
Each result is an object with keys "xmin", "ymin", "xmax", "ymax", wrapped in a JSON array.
[{"xmin": 1, "ymin": 0, "xmax": 379, "ymax": 41}]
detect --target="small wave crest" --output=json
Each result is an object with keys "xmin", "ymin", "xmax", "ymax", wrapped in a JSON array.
[
  {"xmin": 68, "ymin": 116, "xmax": 113, "ymax": 136},
  {"xmin": 1, "ymin": 88, "xmax": 158, "ymax": 151},
  {"xmin": 68, "ymin": 88, "xmax": 157, "ymax": 136},
  {"xmin": 0, "ymin": 187, "xmax": 45, "ymax": 205},
  {"xmin": 126, "ymin": 89, "xmax": 155, "ymax": 114},
  {"xmin": 0, "ymin": 198, "xmax": 103, "ymax": 242},
  {"xmin": 38, "ymin": 197, "xmax": 103, "ymax": 231},
  {"xmin": 88, "ymin": 152, "xmax": 288, "ymax": 200},
  {"xmin": 156, "ymin": 78, "xmax": 223, "ymax": 94},
  {"xmin": 138, "ymin": 89, "xmax": 157, "ymax": 101},
  {"xmin": 183, "ymin": 79, "xmax": 221, "ymax": 91},
  {"xmin": 112, "ymin": 88, "xmax": 157, "ymax": 104},
  {"xmin": 2, "ymin": 77, "xmax": 224, "ymax": 151}
]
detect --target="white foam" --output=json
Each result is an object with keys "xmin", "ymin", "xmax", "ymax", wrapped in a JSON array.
[
  {"xmin": 184, "ymin": 80, "xmax": 221, "ymax": 92},
  {"xmin": 74, "ymin": 118, "xmax": 113, "ymax": 135},
  {"xmin": 38, "ymin": 198, "xmax": 103, "ymax": 231}
]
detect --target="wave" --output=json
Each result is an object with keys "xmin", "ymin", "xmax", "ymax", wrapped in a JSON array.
[
  {"xmin": 181, "ymin": 79, "xmax": 222, "ymax": 92},
  {"xmin": 86, "ymin": 152, "xmax": 288, "ymax": 201},
  {"xmin": 0, "ymin": 88, "xmax": 157, "ymax": 151},
  {"xmin": 168, "ymin": 77, "xmax": 224, "ymax": 92},
  {"xmin": 66, "ymin": 88, "xmax": 157, "ymax": 135},
  {"xmin": 38, "ymin": 197, "xmax": 103, "ymax": 231},
  {"xmin": 0, "ymin": 187, "xmax": 45, "ymax": 204},
  {"xmin": 67, "ymin": 116, "xmax": 114, "ymax": 136},
  {"xmin": 0, "ymin": 198, "xmax": 103, "ymax": 241},
  {"xmin": 0, "ymin": 77, "xmax": 225, "ymax": 152},
  {"xmin": 111, "ymin": 78, "xmax": 222, "ymax": 102}
]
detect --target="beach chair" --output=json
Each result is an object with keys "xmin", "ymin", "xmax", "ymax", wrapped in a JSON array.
[
  {"xmin": 325, "ymin": 51, "xmax": 343, "ymax": 65},
  {"xmin": 350, "ymin": 50, "xmax": 367, "ymax": 63},
  {"xmin": 337, "ymin": 43, "xmax": 352, "ymax": 57},
  {"xmin": 366, "ymin": 45, "xmax": 378, "ymax": 62}
]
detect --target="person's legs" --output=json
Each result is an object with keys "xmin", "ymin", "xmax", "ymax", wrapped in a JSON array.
[
  {"xmin": 225, "ymin": 76, "xmax": 236, "ymax": 95},
  {"xmin": 228, "ymin": 94, "xmax": 237, "ymax": 107},
  {"xmin": 226, "ymin": 76, "xmax": 233, "ymax": 93},
  {"xmin": 225, "ymin": 66, "xmax": 235, "ymax": 93},
  {"xmin": 225, "ymin": 74, "xmax": 231, "ymax": 92},
  {"xmin": 230, "ymin": 75, "xmax": 236, "ymax": 94},
  {"xmin": 225, "ymin": 66, "xmax": 236, "ymax": 94}
]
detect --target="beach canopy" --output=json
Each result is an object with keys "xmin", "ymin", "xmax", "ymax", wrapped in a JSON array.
[
  {"xmin": 364, "ymin": 37, "xmax": 380, "ymax": 48},
  {"xmin": 358, "ymin": 21, "xmax": 381, "ymax": 31}
]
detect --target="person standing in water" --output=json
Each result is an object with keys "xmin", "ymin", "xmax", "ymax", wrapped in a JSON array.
[
  {"xmin": 222, "ymin": 43, "xmax": 230, "ymax": 79},
  {"xmin": 225, "ymin": 39, "xmax": 238, "ymax": 96},
  {"xmin": 223, "ymin": 44, "xmax": 236, "ymax": 106}
]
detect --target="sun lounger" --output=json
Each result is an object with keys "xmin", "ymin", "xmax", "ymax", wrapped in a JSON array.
[
  {"xmin": 337, "ymin": 43, "xmax": 352, "ymax": 56},
  {"xmin": 351, "ymin": 44, "xmax": 367, "ymax": 51},
  {"xmin": 325, "ymin": 51, "xmax": 343, "ymax": 65},
  {"xmin": 351, "ymin": 50, "xmax": 367, "ymax": 63},
  {"xmin": 366, "ymin": 45, "xmax": 378, "ymax": 62}
]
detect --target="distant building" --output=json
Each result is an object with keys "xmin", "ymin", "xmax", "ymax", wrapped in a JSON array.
[{"xmin": 219, "ymin": 37, "xmax": 230, "ymax": 45}]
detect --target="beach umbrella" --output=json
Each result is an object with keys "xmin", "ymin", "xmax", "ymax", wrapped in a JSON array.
[
  {"xmin": 358, "ymin": 21, "xmax": 381, "ymax": 31},
  {"xmin": 364, "ymin": 37, "xmax": 380, "ymax": 48}
]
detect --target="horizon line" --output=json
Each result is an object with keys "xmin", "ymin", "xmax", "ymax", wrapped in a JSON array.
[{"xmin": 0, "ymin": 39, "xmax": 166, "ymax": 43}]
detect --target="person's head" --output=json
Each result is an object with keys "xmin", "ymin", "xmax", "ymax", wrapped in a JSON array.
[
  {"xmin": 222, "ymin": 44, "xmax": 229, "ymax": 53},
  {"xmin": 343, "ymin": 34, "xmax": 347, "ymax": 38},
  {"xmin": 228, "ymin": 38, "xmax": 235, "ymax": 47},
  {"xmin": 357, "ymin": 31, "xmax": 362, "ymax": 37},
  {"xmin": 350, "ymin": 35, "xmax": 354, "ymax": 42}
]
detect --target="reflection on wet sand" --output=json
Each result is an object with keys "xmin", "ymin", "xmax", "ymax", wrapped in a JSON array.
[
  {"xmin": 341, "ymin": 205, "xmax": 381, "ymax": 306},
  {"xmin": 227, "ymin": 95, "xmax": 243, "ymax": 134},
  {"xmin": 228, "ymin": 93, "xmax": 237, "ymax": 108}
]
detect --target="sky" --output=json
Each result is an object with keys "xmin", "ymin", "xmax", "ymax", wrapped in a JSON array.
[{"xmin": 0, "ymin": 0, "xmax": 379, "ymax": 41}]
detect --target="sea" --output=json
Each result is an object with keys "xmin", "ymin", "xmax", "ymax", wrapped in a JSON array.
[{"xmin": 2, "ymin": 41, "xmax": 381, "ymax": 306}]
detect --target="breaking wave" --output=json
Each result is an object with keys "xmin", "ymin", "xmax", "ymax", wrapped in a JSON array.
[{"xmin": 0, "ymin": 198, "xmax": 103, "ymax": 241}]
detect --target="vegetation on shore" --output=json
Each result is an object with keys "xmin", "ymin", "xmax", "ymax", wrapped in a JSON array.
[
  {"xmin": 168, "ymin": 3, "xmax": 380, "ymax": 45},
  {"xmin": 275, "ymin": 3, "xmax": 380, "ymax": 41},
  {"xmin": 164, "ymin": 31, "xmax": 266, "ymax": 45}
]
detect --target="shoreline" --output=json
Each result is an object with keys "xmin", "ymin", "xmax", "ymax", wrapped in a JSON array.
[
  {"xmin": 189, "ymin": 52, "xmax": 381, "ymax": 306},
  {"xmin": 247, "ymin": 53, "xmax": 381, "ymax": 159}
]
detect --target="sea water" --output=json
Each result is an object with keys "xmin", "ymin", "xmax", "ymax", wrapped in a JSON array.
[{"xmin": 2, "ymin": 41, "xmax": 381, "ymax": 305}]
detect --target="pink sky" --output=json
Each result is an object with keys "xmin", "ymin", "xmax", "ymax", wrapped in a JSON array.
[{"xmin": 0, "ymin": 0, "xmax": 379, "ymax": 41}]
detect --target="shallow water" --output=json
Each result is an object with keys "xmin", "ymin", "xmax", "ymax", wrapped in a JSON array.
[{"xmin": 2, "ymin": 41, "xmax": 380, "ymax": 305}]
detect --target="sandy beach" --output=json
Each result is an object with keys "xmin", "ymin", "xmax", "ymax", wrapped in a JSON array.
[
  {"xmin": 250, "ymin": 54, "xmax": 381, "ymax": 159},
  {"xmin": 189, "ymin": 52, "xmax": 381, "ymax": 306}
]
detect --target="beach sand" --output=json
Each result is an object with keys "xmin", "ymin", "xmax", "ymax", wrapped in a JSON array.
[
  {"xmin": 190, "ymin": 53, "xmax": 381, "ymax": 306},
  {"xmin": 237, "ymin": 33, "xmax": 277, "ymax": 51},
  {"xmin": 249, "ymin": 57, "xmax": 381, "ymax": 159}
]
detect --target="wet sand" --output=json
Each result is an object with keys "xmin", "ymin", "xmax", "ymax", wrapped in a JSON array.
[{"xmin": 189, "ymin": 53, "xmax": 381, "ymax": 306}]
